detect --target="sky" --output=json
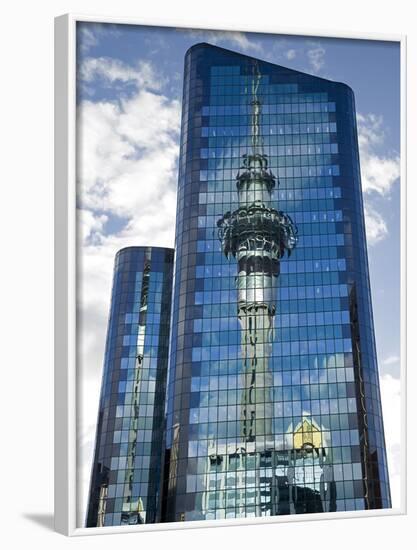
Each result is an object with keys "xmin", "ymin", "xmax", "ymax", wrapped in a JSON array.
[{"xmin": 75, "ymin": 22, "xmax": 401, "ymax": 524}]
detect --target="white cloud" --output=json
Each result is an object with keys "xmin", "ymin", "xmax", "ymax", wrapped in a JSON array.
[
  {"xmin": 357, "ymin": 113, "xmax": 400, "ymax": 196},
  {"xmin": 78, "ymin": 209, "xmax": 108, "ymax": 246},
  {"xmin": 77, "ymin": 23, "xmax": 121, "ymax": 54},
  {"xmin": 357, "ymin": 112, "xmax": 400, "ymax": 246},
  {"xmin": 364, "ymin": 203, "xmax": 388, "ymax": 245},
  {"xmin": 227, "ymin": 32, "xmax": 263, "ymax": 54},
  {"xmin": 361, "ymin": 154, "xmax": 400, "ymax": 196},
  {"xmin": 380, "ymin": 374, "xmax": 402, "ymax": 508},
  {"xmin": 382, "ymin": 355, "xmax": 400, "ymax": 366},
  {"xmin": 186, "ymin": 29, "xmax": 263, "ymax": 54},
  {"xmin": 307, "ymin": 42, "xmax": 326, "ymax": 73},
  {"xmin": 261, "ymin": 40, "xmax": 294, "ymax": 64},
  {"xmin": 357, "ymin": 113, "xmax": 384, "ymax": 148},
  {"xmin": 78, "ymin": 26, "xmax": 100, "ymax": 53},
  {"xmin": 77, "ymin": 92, "xmax": 180, "ymax": 213},
  {"xmin": 76, "ymin": 86, "xmax": 180, "ymax": 381},
  {"xmin": 285, "ymin": 49, "xmax": 296, "ymax": 60},
  {"xmin": 78, "ymin": 57, "xmax": 166, "ymax": 91}
]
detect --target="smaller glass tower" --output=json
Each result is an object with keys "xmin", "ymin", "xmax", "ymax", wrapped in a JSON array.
[{"xmin": 86, "ymin": 246, "xmax": 174, "ymax": 527}]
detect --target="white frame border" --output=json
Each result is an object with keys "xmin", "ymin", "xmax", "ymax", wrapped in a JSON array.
[{"xmin": 54, "ymin": 13, "xmax": 407, "ymax": 536}]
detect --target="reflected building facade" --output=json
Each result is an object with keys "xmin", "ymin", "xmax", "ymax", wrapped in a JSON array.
[
  {"xmin": 162, "ymin": 43, "xmax": 390, "ymax": 521},
  {"xmin": 86, "ymin": 246, "xmax": 174, "ymax": 527}
]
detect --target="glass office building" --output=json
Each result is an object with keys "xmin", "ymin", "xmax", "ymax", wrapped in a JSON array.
[
  {"xmin": 86, "ymin": 246, "xmax": 174, "ymax": 527},
  {"xmin": 162, "ymin": 43, "xmax": 390, "ymax": 522}
]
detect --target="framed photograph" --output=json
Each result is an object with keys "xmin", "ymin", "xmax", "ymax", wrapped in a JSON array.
[{"xmin": 54, "ymin": 13, "xmax": 406, "ymax": 536}]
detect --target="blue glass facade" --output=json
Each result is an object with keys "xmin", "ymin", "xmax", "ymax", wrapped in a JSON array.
[
  {"xmin": 86, "ymin": 246, "xmax": 174, "ymax": 527},
  {"xmin": 162, "ymin": 44, "xmax": 390, "ymax": 521}
]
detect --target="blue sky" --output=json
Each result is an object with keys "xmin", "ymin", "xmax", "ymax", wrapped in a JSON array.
[{"xmin": 75, "ymin": 22, "xmax": 401, "ymax": 522}]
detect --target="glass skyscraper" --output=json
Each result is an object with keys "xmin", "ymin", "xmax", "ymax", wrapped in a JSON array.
[
  {"xmin": 163, "ymin": 43, "xmax": 390, "ymax": 521},
  {"xmin": 87, "ymin": 43, "xmax": 391, "ymax": 528},
  {"xmin": 86, "ymin": 246, "xmax": 174, "ymax": 527}
]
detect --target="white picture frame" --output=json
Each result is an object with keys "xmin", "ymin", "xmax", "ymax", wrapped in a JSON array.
[{"xmin": 54, "ymin": 13, "xmax": 407, "ymax": 536}]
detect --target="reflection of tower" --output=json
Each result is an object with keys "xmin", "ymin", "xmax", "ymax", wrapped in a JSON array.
[
  {"xmin": 121, "ymin": 255, "xmax": 151, "ymax": 525},
  {"xmin": 217, "ymin": 64, "xmax": 298, "ymax": 447}
]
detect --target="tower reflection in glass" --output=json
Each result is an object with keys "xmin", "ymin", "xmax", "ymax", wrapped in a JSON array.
[
  {"xmin": 163, "ymin": 43, "xmax": 390, "ymax": 521},
  {"xmin": 217, "ymin": 63, "xmax": 298, "ymax": 447}
]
